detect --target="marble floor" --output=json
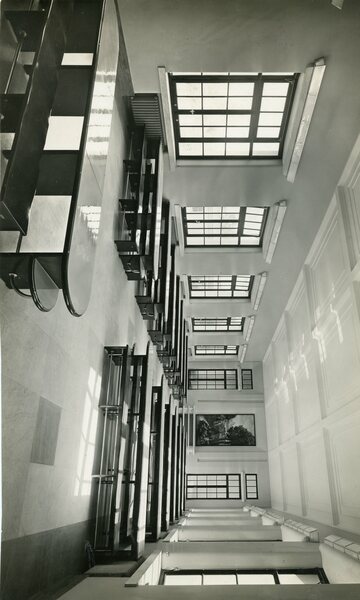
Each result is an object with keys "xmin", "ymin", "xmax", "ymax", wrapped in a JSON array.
[{"xmin": 0, "ymin": 22, "xmax": 162, "ymax": 600}]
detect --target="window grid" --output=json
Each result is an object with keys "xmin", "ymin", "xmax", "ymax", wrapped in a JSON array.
[
  {"xmin": 188, "ymin": 369, "xmax": 238, "ymax": 390},
  {"xmin": 241, "ymin": 369, "xmax": 253, "ymax": 390},
  {"xmin": 182, "ymin": 206, "xmax": 268, "ymax": 247},
  {"xmin": 245, "ymin": 473, "xmax": 258, "ymax": 499},
  {"xmin": 162, "ymin": 568, "xmax": 329, "ymax": 586},
  {"xmin": 186, "ymin": 474, "xmax": 241, "ymax": 500},
  {"xmin": 195, "ymin": 345, "xmax": 239, "ymax": 356},
  {"xmin": 189, "ymin": 275, "xmax": 254, "ymax": 299},
  {"xmin": 169, "ymin": 72, "xmax": 298, "ymax": 159},
  {"xmin": 192, "ymin": 317, "xmax": 245, "ymax": 332}
]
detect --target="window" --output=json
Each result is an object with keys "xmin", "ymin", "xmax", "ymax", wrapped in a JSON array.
[
  {"xmin": 182, "ymin": 206, "xmax": 268, "ymax": 247},
  {"xmin": 189, "ymin": 275, "xmax": 254, "ymax": 298},
  {"xmin": 195, "ymin": 345, "xmax": 239, "ymax": 356},
  {"xmin": 245, "ymin": 473, "xmax": 258, "ymax": 499},
  {"xmin": 186, "ymin": 474, "xmax": 241, "ymax": 500},
  {"xmin": 241, "ymin": 368, "xmax": 253, "ymax": 390},
  {"xmin": 162, "ymin": 569, "xmax": 328, "ymax": 586},
  {"xmin": 188, "ymin": 369, "xmax": 238, "ymax": 390},
  {"xmin": 169, "ymin": 72, "xmax": 298, "ymax": 159},
  {"xmin": 192, "ymin": 317, "xmax": 244, "ymax": 332}
]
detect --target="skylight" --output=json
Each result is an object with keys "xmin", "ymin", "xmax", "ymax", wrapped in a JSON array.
[
  {"xmin": 192, "ymin": 317, "xmax": 244, "ymax": 332},
  {"xmin": 169, "ymin": 72, "xmax": 298, "ymax": 159},
  {"xmin": 182, "ymin": 206, "xmax": 268, "ymax": 247},
  {"xmin": 195, "ymin": 345, "xmax": 239, "ymax": 356},
  {"xmin": 189, "ymin": 275, "xmax": 254, "ymax": 298}
]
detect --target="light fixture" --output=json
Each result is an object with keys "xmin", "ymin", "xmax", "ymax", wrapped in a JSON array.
[
  {"xmin": 284, "ymin": 58, "xmax": 326, "ymax": 183},
  {"xmin": 263, "ymin": 201, "xmax": 287, "ymax": 263},
  {"xmin": 331, "ymin": 0, "xmax": 344, "ymax": 8},
  {"xmin": 244, "ymin": 315, "xmax": 255, "ymax": 342},
  {"xmin": 252, "ymin": 272, "xmax": 268, "ymax": 310},
  {"xmin": 240, "ymin": 344, "xmax": 248, "ymax": 363}
]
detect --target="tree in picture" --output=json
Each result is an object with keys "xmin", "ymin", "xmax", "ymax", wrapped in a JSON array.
[{"xmin": 196, "ymin": 414, "xmax": 256, "ymax": 446}]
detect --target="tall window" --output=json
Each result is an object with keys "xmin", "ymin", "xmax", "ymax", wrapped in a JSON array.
[
  {"xmin": 245, "ymin": 473, "xmax": 258, "ymax": 499},
  {"xmin": 189, "ymin": 275, "xmax": 253, "ymax": 298},
  {"xmin": 186, "ymin": 474, "xmax": 241, "ymax": 500},
  {"xmin": 241, "ymin": 369, "xmax": 253, "ymax": 390},
  {"xmin": 182, "ymin": 206, "xmax": 268, "ymax": 247},
  {"xmin": 195, "ymin": 345, "xmax": 238, "ymax": 356},
  {"xmin": 169, "ymin": 72, "xmax": 298, "ymax": 159},
  {"xmin": 192, "ymin": 317, "xmax": 245, "ymax": 332},
  {"xmin": 188, "ymin": 369, "xmax": 238, "ymax": 390}
]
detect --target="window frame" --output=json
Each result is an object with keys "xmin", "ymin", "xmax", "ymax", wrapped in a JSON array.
[
  {"xmin": 192, "ymin": 317, "xmax": 245, "ymax": 332},
  {"xmin": 188, "ymin": 369, "xmax": 238, "ymax": 390},
  {"xmin": 182, "ymin": 206, "xmax": 269, "ymax": 248},
  {"xmin": 186, "ymin": 473, "xmax": 241, "ymax": 500},
  {"xmin": 169, "ymin": 72, "xmax": 299, "ymax": 160},
  {"xmin": 189, "ymin": 275, "xmax": 254, "ymax": 299}
]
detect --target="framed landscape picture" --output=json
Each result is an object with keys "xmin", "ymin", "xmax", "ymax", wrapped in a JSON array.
[{"xmin": 196, "ymin": 414, "xmax": 256, "ymax": 447}]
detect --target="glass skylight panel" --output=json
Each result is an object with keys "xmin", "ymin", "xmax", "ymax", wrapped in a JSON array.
[
  {"xmin": 189, "ymin": 275, "xmax": 253, "ymax": 298},
  {"xmin": 169, "ymin": 72, "xmax": 298, "ymax": 158},
  {"xmin": 182, "ymin": 206, "xmax": 267, "ymax": 247},
  {"xmin": 195, "ymin": 345, "xmax": 239, "ymax": 355}
]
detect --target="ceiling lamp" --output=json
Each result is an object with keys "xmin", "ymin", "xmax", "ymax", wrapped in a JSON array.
[
  {"xmin": 240, "ymin": 344, "xmax": 248, "ymax": 363},
  {"xmin": 263, "ymin": 201, "xmax": 287, "ymax": 264},
  {"xmin": 244, "ymin": 315, "xmax": 255, "ymax": 343},
  {"xmin": 252, "ymin": 272, "xmax": 268, "ymax": 311}
]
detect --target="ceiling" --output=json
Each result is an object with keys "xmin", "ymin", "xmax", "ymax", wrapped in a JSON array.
[{"xmin": 119, "ymin": 0, "xmax": 360, "ymax": 360}]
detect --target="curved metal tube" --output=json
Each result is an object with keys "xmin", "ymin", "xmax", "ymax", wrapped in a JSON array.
[{"xmin": 9, "ymin": 273, "xmax": 32, "ymax": 298}]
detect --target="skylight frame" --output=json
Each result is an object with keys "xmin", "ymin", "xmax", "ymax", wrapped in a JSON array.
[
  {"xmin": 182, "ymin": 206, "xmax": 268, "ymax": 248},
  {"xmin": 195, "ymin": 345, "xmax": 239, "ymax": 356},
  {"xmin": 169, "ymin": 72, "xmax": 299, "ymax": 160},
  {"xmin": 189, "ymin": 275, "xmax": 254, "ymax": 299},
  {"xmin": 192, "ymin": 317, "xmax": 245, "ymax": 332}
]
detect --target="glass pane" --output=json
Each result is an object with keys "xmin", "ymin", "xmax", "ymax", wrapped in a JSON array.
[
  {"xmin": 204, "ymin": 126, "xmax": 226, "ymax": 138},
  {"xmin": 258, "ymin": 112, "xmax": 283, "ymax": 126},
  {"xmin": 227, "ymin": 127, "xmax": 250, "ymax": 138},
  {"xmin": 260, "ymin": 96, "xmax": 286, "ymax": 112},
  {"xmin": 257, "ymin": 127, "xmax": 280, "ymax": 138},
  {"xmin": 228, "ymin": 97, "xmax": 253, "ymax": 110},
  {"xmin": 204, "ymin": 142, "xmax": 225, "ymax": 155},
  {"xmin": 203, "ymin": 574, "xmax": 237, "ymax": 585},
  {"xmin": 177, "ymin": 97, "xmax": 202, "ymax": 110},
  {"xmin": 203, "ymin": 82, "xmax": 228, "ymax": 96},
  {"xmin": 237, "ymin": 574, "xmax": 275, "ymax": 585},
  {"xmin": 203, "ymin": 114, "xmax": 227, "ymax": 126},
  {"xmin": 263, "ymin": 82, "xmax": 289, "ymax": 96},
  {"xmin": 164, "ymin": 574, "xmax": 203, "ymax": 586},
  {"xmin": 179, "ymin": 142, "xmax": 203, "ymax": 156},
  {"xmin": 180, "ymin": 127, "xmax": 203, "ymax": 138},
  {"xmin": 253, "ymin": 142, "xmax": 279, "ymax": 156},
  {"xmin": 176, "ymin": 82, "xmax": 202, "ymax": 96},
  {"xmin": 278, "ymin": 574, "xmax": 321, "ymax": 585},
  {"xmin": 203, "ymin": 97, "xmax": 228, "ymax": 110},
  {"xmin": 226, "ymin": 143, "xmax": 250, "ymax": 155},
  {"xmin": 227, "ymin": 114, "xmax": 251, "ymax": 126},
  {"xmin": 179, "ymin": 114, "xmax": 203, "ymax": 126},
  {"xmin": 228, "ymin": 82, "xmax": 254, "ymax": 96}
]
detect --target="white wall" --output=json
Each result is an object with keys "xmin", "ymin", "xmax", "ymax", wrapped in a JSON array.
[
  {"xmin": 187, "ymin": 358, "xmax": 271, "ymax": 508},
  {"xmin": 264, "ymin": 135, "xmax": 360, "ymax": 535}
]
